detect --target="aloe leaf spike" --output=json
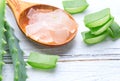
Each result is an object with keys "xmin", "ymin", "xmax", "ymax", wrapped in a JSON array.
[
  {"xmin": 4, "ymin": 21, "xmax": 27, "ymax": 81},
  {"xmin": 0, "ymin": 0, "xmax": 6, "ymax": 80}
]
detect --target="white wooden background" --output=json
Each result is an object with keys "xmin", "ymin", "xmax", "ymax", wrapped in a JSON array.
[{"xmin": 4, "ymin": 0, "xmax": 120, "ymax": 81}]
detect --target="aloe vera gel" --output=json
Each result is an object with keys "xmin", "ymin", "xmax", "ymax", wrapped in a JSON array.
[{"xmin": 82, "ymin": 8, "xmax": 120, "ymax": 44}]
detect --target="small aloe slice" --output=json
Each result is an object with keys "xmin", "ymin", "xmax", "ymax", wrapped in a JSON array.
[
  {"xmin": 108, "ymin": 21, "xmax": 120, "ymax": 39},
  {"xmin": 62, "ymin": 0, "xmax": 89, "ymax": 14},
  {"xmin": 27, "ymin": 52, "xmax": 59, "ymax": 69},
  {"xmin": 82, "ymin": 31, "xmax": 108, "ymax": 44},
  {"xmin": 84, "ymin": 8, "xmax": 111, "ymax": 28},
  {"xmin": 90, "ymin": 17, "xmax": 114, "ymax": 35}
]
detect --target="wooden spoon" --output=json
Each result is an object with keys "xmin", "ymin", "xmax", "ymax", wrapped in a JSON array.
[{"xmin": 7, "ymin": 0, "xmax": 78, "ymax": 46}]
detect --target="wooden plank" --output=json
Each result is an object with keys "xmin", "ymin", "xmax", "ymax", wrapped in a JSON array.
[
  {"xmin": 5, "ymin": 0, "xmax": 120, "ymax": 59},
  {"xmin": 2, "ymin": 61, "xmax": 120, "ymax": 81},
  {"xmin": 4, "ymin": 0, "xmax": 120, "ymax": 81}
]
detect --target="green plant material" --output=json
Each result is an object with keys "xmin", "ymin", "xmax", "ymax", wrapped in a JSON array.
[
  {"xmin": 81, "ymin": 31, "xmax": 108, "ymax": 44},
  {"xmin": 0, "ymin": 0, "xmax": 6, "ymax": 80},
  {"xmin": 27, "ymin": 52, "xmax": 59, "ymax": 69},
  {"xmin": 4, "ymin": 21, "xmax": 27, "ymax": 81},
  {"xmin": 90, "ymin": 17, "xmax": 114, "ymax": 35},
  {"xmin": 84, "ymin": 8, "xmax": 111, "ymax": 28},
  {"xmin": 62, "ymin": 0, "xmax": 89, "ymax": 14},
  {"xmin": 108, "ymin": 21, "xmax": 120, "ymax": 39}
]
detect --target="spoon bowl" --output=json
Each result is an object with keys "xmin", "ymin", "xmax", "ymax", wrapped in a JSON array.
[{"xmin": 7, "ymin": 0, "xmax": 78, "ymax": 46}]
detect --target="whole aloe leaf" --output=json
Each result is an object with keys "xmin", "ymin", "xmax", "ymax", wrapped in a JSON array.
[
  {"xmin": 4, "ymin": 21, "xmax": 27, "ymax": 81},
  {"xmin": 0, "ymin": 0, "xmax": 7, "ymax": 80}
]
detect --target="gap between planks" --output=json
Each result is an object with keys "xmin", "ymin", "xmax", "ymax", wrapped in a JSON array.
[
  {"xmin": 4, "ymin": 58, "xmax": 120, "ymax": 64},
  {"xmin": 3, "ymin": 53, "xmax": 120, "ymax": 64}
]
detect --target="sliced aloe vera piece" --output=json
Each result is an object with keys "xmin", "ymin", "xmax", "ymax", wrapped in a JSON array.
[
  {"xmin": 84, "ymin": 8, "xmax": 111, "ymax": 28},
  {"xmin": 108, "ymin": 21, "xmax": 120, "ymax": 39},
  {"xmin": 62, "ymin": 0, "xmax": 89, "ymax": 14},
  {"xmin": 90, "ymin": 17, "xmax": 114, "ymax": 35},
  {"xmin": 81, "ymin": 31, "xmax": 108, "ymax": 44},
  {"xmin": 27, "ymin": 52, "xmax": 59, "ymax": 69}
]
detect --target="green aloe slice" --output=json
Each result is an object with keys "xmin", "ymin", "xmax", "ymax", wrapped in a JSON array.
[
  {"xmin": 27, "ymin": 52, "xmax": 59, "ymax": 69},
  {"xmin": 84, "ymin": 8, "xmax": 111, "ymax": 28},
  {"xmin": 108, "ymin": 21, "xmax": 120, "ymax": 39},
  {"xmin": 62, "ymin": 0, "xmax": 89, "ymax": 14},
  {"xmin": 90, "ymin": 17, "xmax": 114, "ymax": 35},
  {"xmin": 81, "ymin": 31, "xmax": 108, "ymax": 44}
]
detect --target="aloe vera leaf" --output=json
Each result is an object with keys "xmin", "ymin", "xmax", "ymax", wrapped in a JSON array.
[
  {"xmin": 90, "ymin": 17, "xmax": 114, "ymax": 35},
  {"xmin": 84, "ymin": 8, "xmax": 111, "ymax": 28},
  {"xmin": 62, "ymin": 0, "xmax": 89, "ymax": 14},
  {"xmin": 27, "ymin": 52, "xmax": 59, "ymax": 69},
  {"xmin": 108, "ymin": 21, "xmax": 120, "ymax": 39},
  {"xmin": 0, "ymin": 0, "xmax": 6, "ymax": 80},
  {"xmin": 81, "ymin": 31, "xmax": 108, "ymax": 44},
  {"xmin": 4, "ymin": 21, "xmax": 27, "ymax": 81}
]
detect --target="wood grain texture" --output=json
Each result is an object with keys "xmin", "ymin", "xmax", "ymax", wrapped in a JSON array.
[
  {"xmin": 26, "ymin": 61, "xmax": 120, "ymax": 81},
  {"xmin": 4, "ymin": 0, "xmax": 120, "ymax": 81},
  {"xmin": 2, "ymin": 61, "xmax": 120, "ymax": 81}
]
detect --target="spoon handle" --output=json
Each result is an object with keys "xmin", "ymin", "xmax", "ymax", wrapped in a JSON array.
[{"xmin": 7, "ymin": 0, "xmax": 37, "ymax": 21}]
